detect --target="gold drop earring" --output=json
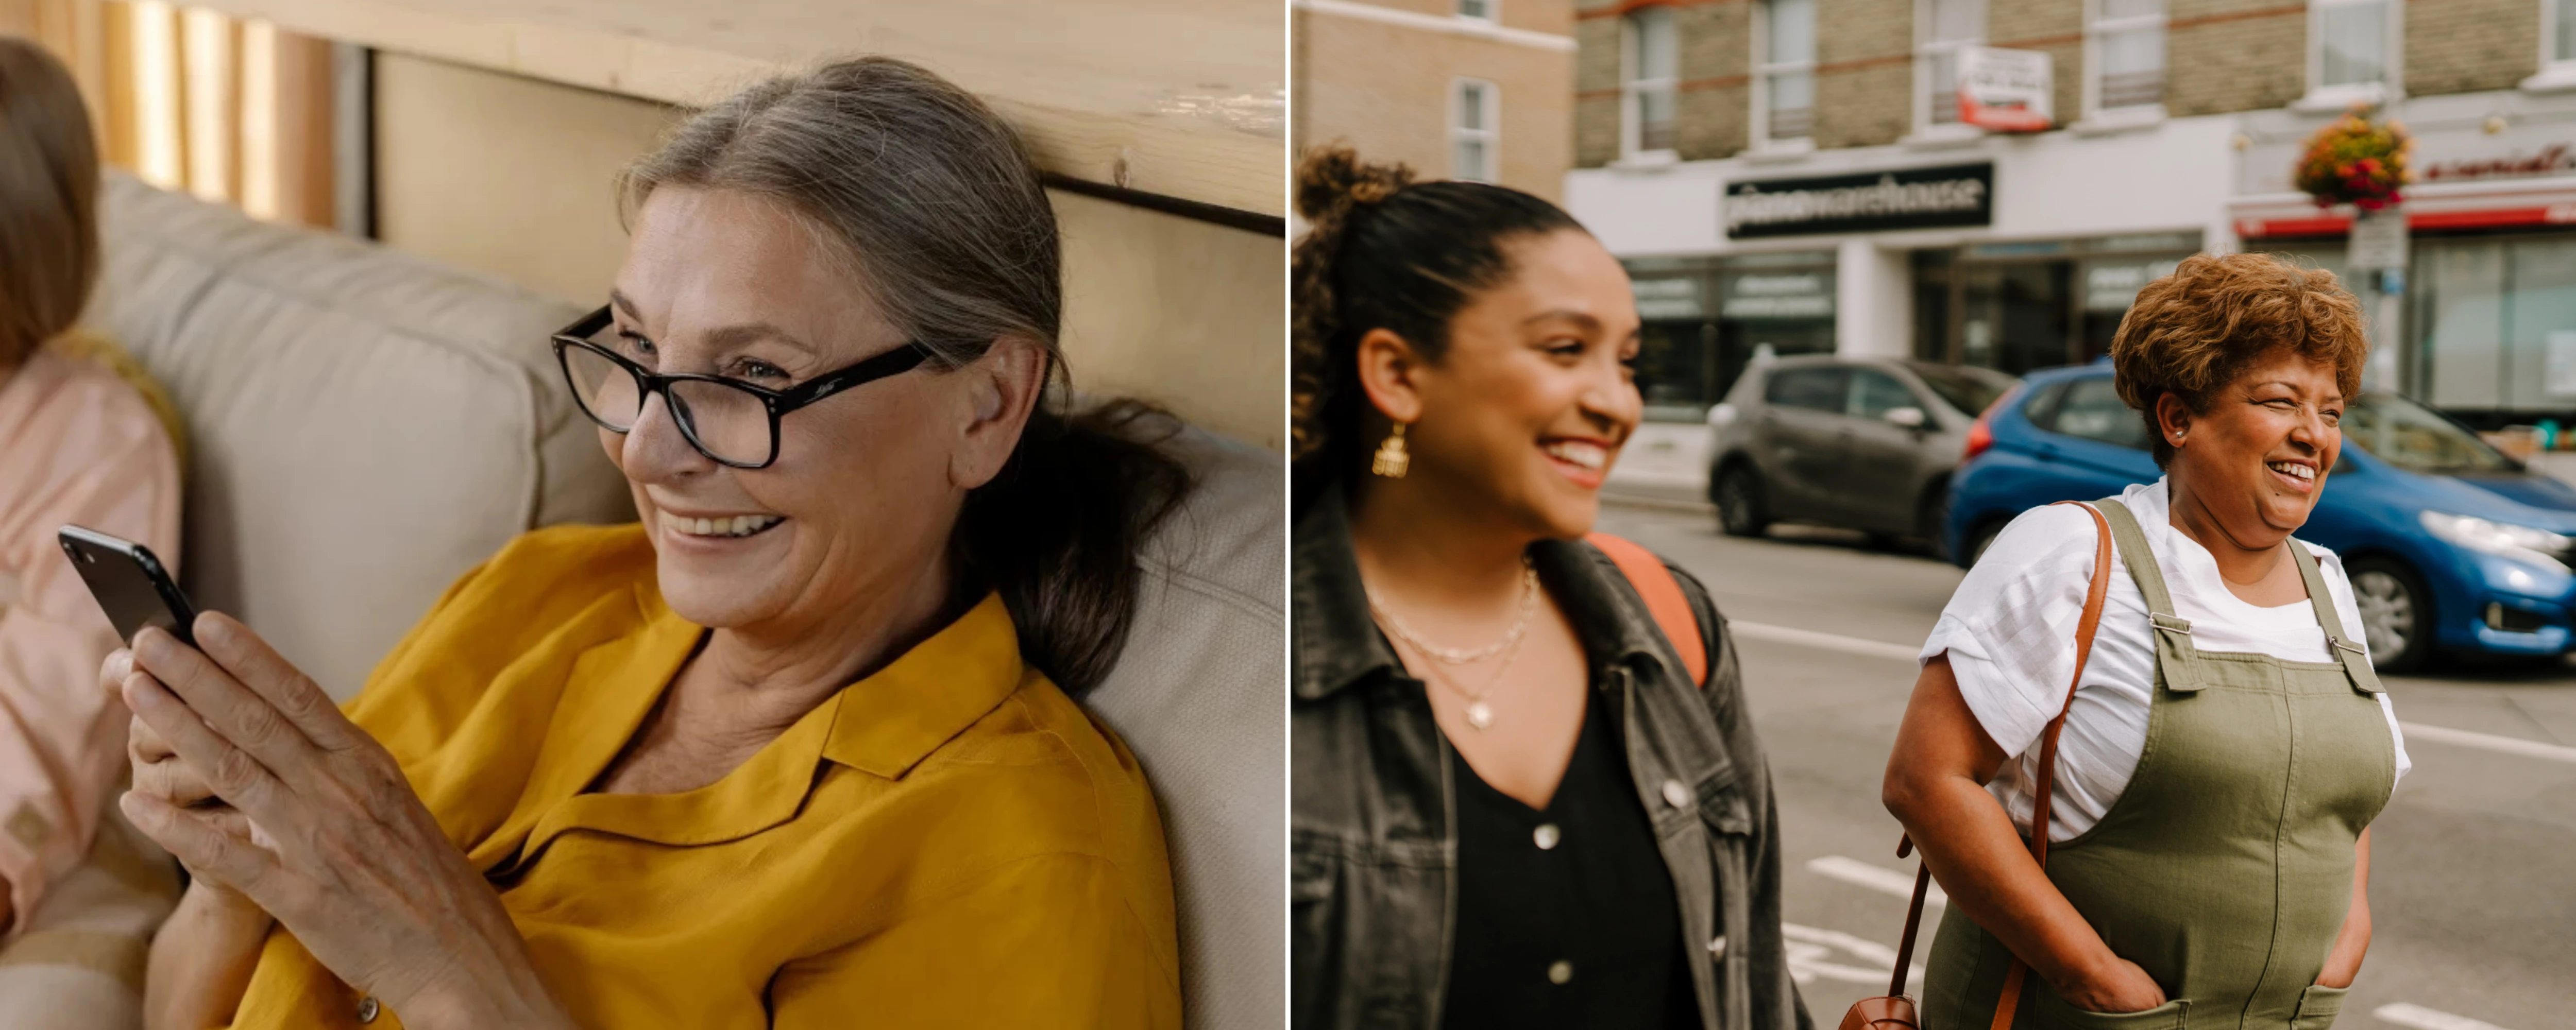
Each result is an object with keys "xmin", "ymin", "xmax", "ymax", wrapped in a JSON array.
[{"xmin": 1372, "ymin": 422, "xmax": 1412, "ymax": 478}]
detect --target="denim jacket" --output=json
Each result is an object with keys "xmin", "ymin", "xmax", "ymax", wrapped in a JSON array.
[{"xmin": 1289, "ymin": 495, "xmax": 1812, "ymax": 1030}]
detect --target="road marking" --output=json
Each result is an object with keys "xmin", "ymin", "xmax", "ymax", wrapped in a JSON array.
[
  {"xmin": 1807, "ymin": 855, "xmax": 1947, "ymax": 907},
  {"xmin": 1736, "ymin": 622, "xmax": 2576, "ymax": 766},
  {"xmin": 2374, "ymin": 1003, "xmax": 2512, "ymax": 1030},
  {"xmin": 1782, "ymin": 923, "xmax": 1925, "ymax": 987},
  {"xmin": 2396, "ymin": 722, "xmax": 2576, "ymax": 765},
  {"xmin": 1732, "ymin": 621, "xmax": 1922, "ymax": 662}
]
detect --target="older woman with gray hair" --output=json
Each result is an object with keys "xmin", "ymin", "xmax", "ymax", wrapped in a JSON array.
[{"xmin": 118, "ymin": 57, "xmax": 1190, "ymax": 1028}]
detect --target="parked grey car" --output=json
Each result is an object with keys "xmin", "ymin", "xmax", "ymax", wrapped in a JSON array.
[{"xmin": 1706, "ymin": 355, "xmax": 2019, "ymax": 551}]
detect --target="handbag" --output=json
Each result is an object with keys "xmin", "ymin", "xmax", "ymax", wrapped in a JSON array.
[{"xmin": 1837, "ymin": 501, "xmax": 2113, "ymax": 1030}]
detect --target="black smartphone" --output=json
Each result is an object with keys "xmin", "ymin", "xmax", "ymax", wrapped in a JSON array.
[{"xmin": 58, "ymin": 525, "xmax": 199, "ymax": 648}]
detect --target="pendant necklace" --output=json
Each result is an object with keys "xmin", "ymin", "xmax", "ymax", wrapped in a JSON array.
[{"xmin": 1366, "ymin": 558, "xmax": 1539, "ymax": 730}]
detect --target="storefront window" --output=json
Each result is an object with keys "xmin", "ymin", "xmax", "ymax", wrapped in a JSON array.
[
  {"xmin": 1624, "ymin": 252, "xmax": 1834, "ymax": 421},
  {"xmin": 2412, "ymin": 235, "xmax": 2576, "ymax": 418},
  {"xmin": 1916, "ymin": 234, "xmax": 2197, "ymax": 375}
]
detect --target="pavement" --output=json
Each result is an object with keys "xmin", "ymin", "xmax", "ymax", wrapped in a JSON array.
[{"xmin": 1593, "ymin": 499, "xmax": 2576, "ymax": 1030}]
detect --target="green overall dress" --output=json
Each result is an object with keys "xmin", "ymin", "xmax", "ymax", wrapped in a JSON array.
[{"xmin": 1922, "ymin": 499, "xmax": 2395, "ymax": 1029}]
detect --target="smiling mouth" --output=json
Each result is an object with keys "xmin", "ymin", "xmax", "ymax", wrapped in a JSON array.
[
  {"xmin": 658, "ymin": 511, "xmax": 786, "ymax": 539},
  {"xmin": 2266, "ymin": 460, "xmax": 2317, "ymax": 484},
  {"xmin": 1542, "ymin": 439, "xmax": 1610, "ymax": 471}
]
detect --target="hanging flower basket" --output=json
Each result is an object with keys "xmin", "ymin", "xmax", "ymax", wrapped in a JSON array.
[{"xmin": 2294, "ymin": 105, "xmax": 2414, "ymax": 211}]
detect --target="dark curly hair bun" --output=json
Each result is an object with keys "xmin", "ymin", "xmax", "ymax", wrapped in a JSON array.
[
  {"xmin": 1295, "ymin": 146, "xmax": 1415, "ymax": 224},
  {"xmin": 1290, "ymin": 144, "xmax": 1585, "ymax": 514}
]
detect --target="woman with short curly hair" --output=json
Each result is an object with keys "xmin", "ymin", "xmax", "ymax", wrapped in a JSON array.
[{"xmin": 1882, "ymin": 252, "xmax": 2410, "ymax": 1026}]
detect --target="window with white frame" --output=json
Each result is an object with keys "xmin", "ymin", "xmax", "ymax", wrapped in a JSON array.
[
  {"xmin": 2088, "ymin": 0, "xmax": 2165, "ymax": 113},
  {"xmin": 1918, "ymin": 0, "xmax": 1983, "ymax": 127},
  {"xmin": 2310, "ymin": 0, "xmax": 2396, "ymax": 98},
  {"xmin": 2558, "ymin": 0, "xmax": 2576, "ymax": 64},
  {"xmin": 1452, "ymin": 78, "xmax": 1499, "ymax": 181},
  {"xmin": 1458, "ymin": 0, "xmax": 1494, "ymax": 21},
  {"xmin": 1756, "ymin": 0, "xmax": 1817, "ymax": 141},
  {"xmin": 1623, "ymin": 6, "xmax": 1679, "ymax": 154}
]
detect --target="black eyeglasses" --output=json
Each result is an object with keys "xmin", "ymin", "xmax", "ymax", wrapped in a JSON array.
[{"xmin": 550, "ymin": 305, "xmax": 933, "ymax": 469}]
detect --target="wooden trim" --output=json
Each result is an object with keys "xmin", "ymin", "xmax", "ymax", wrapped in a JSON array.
[
  {"xmin": 2169, "ymin": 4, "xmax": 2303, "ymax": 31},
  {"xmin": 1817, "ymin": 52, "xmax": 1912, "ymax": 75},
  {"xmin": 1578, "ymin": 0, "xmax": 1745, "ymax": 22},
  {"xmin": 1991, "ymin": 32, "xmax": 2081, "ymax": 50},
  {"xmin": 1679, "ymin": 73, "xmax": 1749, "ymax": 91}
]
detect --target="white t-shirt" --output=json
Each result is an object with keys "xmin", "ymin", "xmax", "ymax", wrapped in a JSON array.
[{"xmin": 1919, "ymin": 479, "xmax": 2411, "ymax": 842}]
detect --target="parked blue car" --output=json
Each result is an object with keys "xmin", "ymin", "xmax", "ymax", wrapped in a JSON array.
[{"xmin": 1946, "ymin": 362, "xmax": 2576, "ymax": 671}]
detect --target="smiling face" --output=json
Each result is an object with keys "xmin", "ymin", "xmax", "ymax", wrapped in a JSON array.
[
  {"xmin": 603, "ymin": 186, "xmax": 979, "ymax": 634},
  {"xmin": 2159, "ymin": 348, "xmax": 2346, "ymax": 542},
  {"xmin": 1378, "ymin": 229, "xmax": 1642, "ymax": 539}
]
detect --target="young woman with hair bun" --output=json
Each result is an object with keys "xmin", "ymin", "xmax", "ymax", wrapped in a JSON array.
[{"xmin": 1288, "ymin": 145, "xmax": 1809, "ymax": 1030}]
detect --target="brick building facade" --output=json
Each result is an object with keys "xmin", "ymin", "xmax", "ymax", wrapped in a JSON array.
[
  {"xmin": 1293, "ymin": 0, "xmax": 1577, "ymax": 200},
  {"xmin": 1565, "ymin": 0, "xmax": 2576, "ymax": 492}
]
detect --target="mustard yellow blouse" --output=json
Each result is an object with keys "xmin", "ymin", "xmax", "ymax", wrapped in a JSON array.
[{"xmin": 223, "ymin": 525, "xmax": 1181, "ymax": 1028}]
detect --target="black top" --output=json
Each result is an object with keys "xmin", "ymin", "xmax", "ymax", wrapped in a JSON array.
[{"xmin": 1440, "ymin": 692, "xmax": 1703, "ymax": 1030}]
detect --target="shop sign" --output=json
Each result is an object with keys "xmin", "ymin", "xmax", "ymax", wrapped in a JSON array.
[
  {"xmin": 1633, "ymin": 278, "xmax": 1703, "ymax": 319},
  {"xmin": 1724, "ymin": 163, "xmax": 1993, "ymax": 238},
  {"xmin": 2422, "ymin": 143, "xmax": 2576, "ymax": 183},
  {"xmin": 2348, "ymin": 208, "xmax": 2408, "ymax": 270},
  {"xmin": 1721, "ymin": 272, "xmax": 1834, "ymax": 318},
  {"xmin": 1956, "ymin": 47, "xmax": 2053, "ymax": 132}
]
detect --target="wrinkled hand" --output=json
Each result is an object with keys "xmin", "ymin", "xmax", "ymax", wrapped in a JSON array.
[
  {"xmin": 114, "ymin": 613, "xmax": 569, "ymax": 1028},
  {"xmin": 2057, "ymin": 956, "xmax": 2168, "ymax": 1014},
  {"xmin": 109, "ymin": 645, "xmax": 260, "ymax": 912}
]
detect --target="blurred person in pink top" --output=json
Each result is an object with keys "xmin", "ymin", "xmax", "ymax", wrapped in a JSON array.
[{"xmin": 0, "ymin": 35, "xmax": 185, "ymax": 1020}]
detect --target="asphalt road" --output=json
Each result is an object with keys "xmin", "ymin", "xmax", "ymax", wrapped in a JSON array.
[{"xmin": 1594, "ymin": 500, "xmax": 2576, "ymax": 1029}]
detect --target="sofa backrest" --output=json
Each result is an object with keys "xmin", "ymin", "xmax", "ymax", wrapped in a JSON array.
[
  {"xmin": 1084, "ymin": 428, "xmax": 1284, "ymax": 1028},
  {"xmin": 88, "ymin": 172, "xmax": 634, "ymax": 697},
  {"xmin": 88, "ymin": 174, "xmax": 1284, "ymax": 1027}
]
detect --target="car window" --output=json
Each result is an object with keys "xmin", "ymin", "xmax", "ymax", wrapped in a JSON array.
[
  {"xmin": 2019, "ymin": 380, "xmax": 2069, "ymax": 427},
  {"xmin": 1907, "ymin": 361, "xmax": 2015, "ymax": 417},
  {"xmin": 2344, "ymin": 393, "xmax": 2517, "ymax": 473},
  {"xmin": 1849, "ymin": 369, "xmax": 1919, "ymax": 419},
  {"xmin": 1764, "ymin": 367, "xmax": 1848, "ymax": 413},
  {"xmin": 2043, "ymin": 376, "xmax": 2150, "ymax": 450}
]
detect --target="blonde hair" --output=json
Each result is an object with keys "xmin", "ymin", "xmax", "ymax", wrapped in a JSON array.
[{"xmin": 0, "ymin": 37, "xmax": 99, "ymax": 367}]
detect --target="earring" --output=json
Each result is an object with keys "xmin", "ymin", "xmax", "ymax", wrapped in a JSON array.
[{"xmin": 1371, "ymin": 422, "xmax": 1412, "ymax": 478}]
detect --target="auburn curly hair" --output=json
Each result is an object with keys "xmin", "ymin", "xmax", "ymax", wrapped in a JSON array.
[
  {"xmin": 1291, "ymin": 144, "xmax": 1583, "ymax": 514},
  {"xmin": 2109, "ymin": 252, "xmax": 2369, "ymax": 468}
]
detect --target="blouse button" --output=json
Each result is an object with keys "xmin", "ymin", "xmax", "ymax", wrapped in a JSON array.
[
  {"xmin": 1547, "ymin": 960, "xmax": 1574, "ymax": 984},
  {"xmin": 354, "ymin": 996, "xmax": 381, "ymax": 1023},
  {"xmin": 1533, "ymin": 823, "xmax": 1561, "ymax": 850},
  {"xmin": 1661, "ymin": 779, "xmax": 1692, "ymax": 809},
  {"xmin": 1709, "ymin": 935, "xmax": 1728, "ymax": 958}
]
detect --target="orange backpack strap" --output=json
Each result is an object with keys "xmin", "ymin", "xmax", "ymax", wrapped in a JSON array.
[{"xmin": 1585, "ymin": 533, "xmax": 1709, "ymax": 688}]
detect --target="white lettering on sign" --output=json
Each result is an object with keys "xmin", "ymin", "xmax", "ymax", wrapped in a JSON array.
[
  {"xmin": 1734, "ymin": 274, "xmax": 1824, "ymax": 296},
  {"xmin": 1725, "ymin": 175, "xmax": 1988, "ymax": 232}
]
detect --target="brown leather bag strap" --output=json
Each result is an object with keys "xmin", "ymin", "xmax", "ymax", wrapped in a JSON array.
[{"xmin": 1988, "ymin": 500, "xmax": 2115, "ymax": 1030}]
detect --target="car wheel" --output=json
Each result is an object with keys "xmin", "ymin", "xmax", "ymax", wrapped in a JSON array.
[
  {"xmin": 1714, "ymin": 465, "xmax": 1770, "ymax": 538},
  {"xmin": 2347, "ymin": 557, "xmax": 2432, "ymax": 674},
  {"xmin": 1917, "ymin": 485, "xmax": 1953, "ymax": 560}
]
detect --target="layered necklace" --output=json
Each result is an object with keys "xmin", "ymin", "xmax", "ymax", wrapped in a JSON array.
[{"xmin": 1365, "ymin": 557, "xmax": 1539, "ymax": 731}]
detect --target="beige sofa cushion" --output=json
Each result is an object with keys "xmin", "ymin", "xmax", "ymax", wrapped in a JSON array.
[
  {"xmin": 88, "ymin": 173, "xmax": 633, "ymax": 697},
  {"xmin": 1086, "ymin": 428, "xmax": 1284, "ymax": 1030}
]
